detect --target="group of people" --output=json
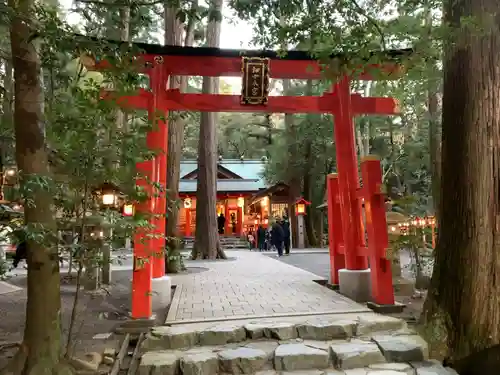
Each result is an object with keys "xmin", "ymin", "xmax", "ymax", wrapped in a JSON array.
[{"xmin": 247, "ymin": 217, "xmax": 291, "ymax": 257}]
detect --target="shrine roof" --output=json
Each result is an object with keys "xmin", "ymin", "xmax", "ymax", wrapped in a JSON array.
[
  {"xmin": 180, "ymin": 159, "xmax": 266, "ymax": 180},
  {"xmin": 179, "ymin": 159, "xmax": 268, "ymax": 193},
  {"xmin": 179, "ymin": 179, "xmax": 267, "ymax": 193},
  {"xmin": 75, "ymin": 34, "xmax": 412, "ymax": 62}
]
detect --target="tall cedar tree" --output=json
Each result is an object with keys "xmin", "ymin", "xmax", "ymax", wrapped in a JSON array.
[
  {"xmin": 192, "ymin": 0, "xmax": 227, "ymax": 259},
  {"xmin": 423, "ymin": 0, "xmax": 500, "ymax": 360},
  {"xmin": 7, "ymin": 0, "xmax": 63, "ymax": 374}
]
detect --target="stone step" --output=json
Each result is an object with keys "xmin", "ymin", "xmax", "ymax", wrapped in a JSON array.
[{"xmin": 137, "ymin": 315, "xmax": 457, "ymax": 375}]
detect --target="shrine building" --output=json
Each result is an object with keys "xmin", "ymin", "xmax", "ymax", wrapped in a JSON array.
[{"xmin": 177, "ymin": 159, "xmax": 291, "ymax": 237}]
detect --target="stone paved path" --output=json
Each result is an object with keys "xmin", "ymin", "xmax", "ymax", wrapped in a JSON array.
[{"xmin": 166, "ymin": 251, "xmax": 370, "ymax": 324}]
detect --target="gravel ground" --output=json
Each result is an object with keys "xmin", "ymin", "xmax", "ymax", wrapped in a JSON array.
[{"xmin": 0, "ymin": 269, "xmax": 145, "ymax": 368}]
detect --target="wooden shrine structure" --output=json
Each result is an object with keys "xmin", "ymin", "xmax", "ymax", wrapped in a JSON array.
[{"xmin": 88, "ymin": 37, "xmax": 410, "ymax": 318}]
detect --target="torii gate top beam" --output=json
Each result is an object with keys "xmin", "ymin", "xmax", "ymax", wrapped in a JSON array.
[{"xmin": 78, "ymin": 35, "xmax": 412, "ymax": 80}]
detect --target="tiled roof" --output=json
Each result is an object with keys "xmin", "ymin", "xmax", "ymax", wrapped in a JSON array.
[
  {"xmin": 179, "ymin": 179, "xmax": 267, "ymax": 193},
  {"xmin": 180, "ymin": 159, "xmax": 266, "ymax": 180}
]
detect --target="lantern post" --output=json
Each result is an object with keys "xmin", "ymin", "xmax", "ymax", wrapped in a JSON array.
[
  {"xmin": 295, "ymin": 198, "xmax": 311, "ymax": 249},
  {"xmin": 122, "ymin": 203, "xmax": 135, "ymax": 249},
  {"xmin": 95, "ymin": 182, "xmax": 121, "ymax": 286}
]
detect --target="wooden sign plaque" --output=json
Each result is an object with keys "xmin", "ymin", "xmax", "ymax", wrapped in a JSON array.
[{"xmin": 241, "ymin": 57, "xmax": 270, "ymax": 105}]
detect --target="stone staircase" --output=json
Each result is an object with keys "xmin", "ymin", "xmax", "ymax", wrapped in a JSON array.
[
  {"xmin": 183, "ymin": 236, "xmax": 249, "ymax": 251},
  {"xmin": 137, "ymin": 314, "xmax": 457, "ymax": 375}
]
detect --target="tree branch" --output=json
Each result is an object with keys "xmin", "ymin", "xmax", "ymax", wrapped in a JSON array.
[
  {"xmin": 75, "ymin": 0, "xmax": 164, "ymax": 7},
  {"xmin": 346, "ymin": 0, "xmax": 386, "ymax": 50}
]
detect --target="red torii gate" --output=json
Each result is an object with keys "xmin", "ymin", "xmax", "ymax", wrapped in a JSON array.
[{"xmin": 92, "ymin": 41, "xmax": 408, "ymax": 318}]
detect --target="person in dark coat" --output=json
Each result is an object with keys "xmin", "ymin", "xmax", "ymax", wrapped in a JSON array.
[
  {"xmin": 12, "ymin": 240, "xmax": 27, "ymax": 269},
  {"xmin": 281, "ymin": 218, "xmax": 291, "ymax": 255},
  {"xmin": 256, "ymin": 225, "xmax": 266, "ymax": 252},
  {"xmin": 271, "ymin": 219, "xmax": 285, "ymax": 256},
  {"xmin": 217, "ymin": 213, "xmax": 226, "ymax": 234}
]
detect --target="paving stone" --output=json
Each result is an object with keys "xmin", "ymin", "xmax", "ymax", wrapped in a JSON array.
[
  {"xmin": 344, "ymin": 369, "xmax": 368, "ymax": 375},
  {"xmin": 372, "ymin": 335, "xmax": 428, "ymax": 362},
  {"xmin": 411, "ymin": 361, "xmax": 459, "ymax": 375},
  {"xmin": 70, "ymin": 352, "xmax": 102, "ymax": 372},
  {"xmin": 180, "ymin": 351, "xmax": 218, "ymax": 375},
  {"xmin": 323, "ymin": 371, "xmax": 347, "ymax": 375},
  {"xmin": 279, "ymin": 338, "xmax": 304, "ymax": 345},
  {"xmin": 140, "ymin": 334, "xmax": 166, "ymax": 353},
  {"xmin": 330, "ymin": 340, "xmax": 386, "ymax": 369},
  {"xmin": 356, "ymin": 316, "xmax": 405, "ymax": 336},
  {"xmin": 368, "ymin": 362, "xmax": 413, "ymax": 374},
  {"xmin": 218, "ymin": 347, "xmax": 268, "ymax": 374},
  {"xmin": 244, "ymin": 323, "xmax": 267, "ymax": 339},
  {"xmin": 245, "ymin": 322, "xmax": 298, "ymax": 340},
  {"xmin": 297, "ymin": 319, "xmax": 357, "ymax": 340},
  {"xmin": 244, "ymin": 341, "xmax": 279, "ymax": 359},
  {"xmin": 138, "ymin": 350, "xmax": 179, "ymax": 375},
  {"xmin": 303, "ymin": 340, "xmax": 335, "ymax": 351},
  {"xmin": 366, "ymin": 371, "xmax": 407, "ymax": 375},
  {"xmin": 149, "ymin": 326, "xmax": 199, "ymax": 349},
  {"xmin": 199, "ymin": 324, "xmax": 246, "ymax": 346},
  {"xmin": 265, "ymin": 322, "xmax": 298, "ymax": 340},
  {"xmin": 282, "ymin": 371, "xmax": 325, "ymax": 375},
  {"xmin": 274, "ymin": 343, "xmax": 330, "ymax": 371}
]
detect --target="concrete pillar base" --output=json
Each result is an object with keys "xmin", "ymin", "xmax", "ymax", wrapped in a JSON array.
[
  {"xmin": 151, "ymin": 276, "xmax": 172, "ymax": 311},
  {"xmin": 338, "ymin": 268, "xmax": 371, "ymax": 303}
]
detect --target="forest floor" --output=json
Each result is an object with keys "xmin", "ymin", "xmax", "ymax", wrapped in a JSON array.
[{"xmin": 0, "ymin": 267, "xmax": 161, "ymax": 369}]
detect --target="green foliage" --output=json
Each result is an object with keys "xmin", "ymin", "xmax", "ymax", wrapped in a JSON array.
[{"xmin": 0, "ymin": 6, "xmax": 169, "ymax": 281}]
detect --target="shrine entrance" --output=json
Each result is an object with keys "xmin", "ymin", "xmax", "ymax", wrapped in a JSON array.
[{"xmin": 92, "ymin": 41, "xmax": 409, "ymax": 318}]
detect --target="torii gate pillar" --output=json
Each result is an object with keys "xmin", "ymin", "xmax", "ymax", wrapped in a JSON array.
[{"xmin": 331, "ymin": 78, "xmax": 371, "ymax": 302}]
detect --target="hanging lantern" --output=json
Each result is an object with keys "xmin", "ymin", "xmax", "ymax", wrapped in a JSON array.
[
  {"xmin": 4, "ymin": 168, "xmax": 16, "ymax": 177},
  {"xmin": 295, "ymin": 198, "xmax": 311, "ymax": 216},
  {"xmin": 237, "ymin": 197, "xmax": 244, "ymax": 208},
  {"xmin": 184, "ymin": 197, "xmax": 192, "ymax": 209},
  {"xmin": 95, "ymin": 182, "xmax": 121, "ymax": 209},
  {"xmin": 123, "ymin": 203, "xmax": 135, "ymax": 217}
]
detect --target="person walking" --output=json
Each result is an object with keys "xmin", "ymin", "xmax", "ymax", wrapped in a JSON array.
[
  {"xmin": 281, "ymin": 218, "xmax": 291, "ymax": 255},
  {"xmin": 247, "ymin": 232, "xmax": 255, "ymax": 250},
  {"xmin": 271, "ymin": 218, "xmax": 285, "ymax": 257},
  {"xmin": 11, "ymin": 240, "xmax": 27, "ymax": 269},
  {"xmin": 217, "ymin": 213, "xmax": 226, "ymax": 234},
  {"xmin": 257, "ymin": 225, "xmax": 266, "ymax": 252}
]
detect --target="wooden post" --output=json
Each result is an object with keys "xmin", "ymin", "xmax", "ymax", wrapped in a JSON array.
[
  {"xmin": 331, "ymin": 78, "xmax": 368, "ymax": 271},
  {"xmin": 224, "ymin": 201, "xmax": 230, "ymax": 234},
  {"xmin": 236, "ymin": 206, "xmax": 243, "ymax": 235},
  {"xmin": 185, "ymin": 208, "xmax": 192, "ymax": 237},
  {"xmin": 360, "ymin": 156, "xmax": 395, "ymax": 305},
  {"xmin": 327, "ymin": 174, "xmax": 346, "ymax": 285}
]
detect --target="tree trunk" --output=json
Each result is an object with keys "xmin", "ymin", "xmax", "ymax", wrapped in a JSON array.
[
  {"xmin": 282, "ymin": 79, "xmax": 300, "ymax": 247},
  {"xmin": 303, "ymin": 141, "xmax": 317, "ymax": 247},
  {"xmin": 2, "ymin": 58, "xmax": 13, "ymax": 128},
  {"xmin": 423, "ymin": 0, "xmax": 500, "ymax": 360},
  {"xmin": 192, "ymin": 0, "xmax": 226, "ymax": 260},
  {"xmin": 1, "ymin": 58, "xmax": 13, "ymax": 174},
  {"xmin": 7, "ymin": 0, "xmax": 63, "ymax": 373},
  {"xmin": 165, "ymin": 2, "xmax": 197, "ymax": 272},
  {"xmin": 428, "ymin": 88, "xmax": 440, "ymax": 215}
]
